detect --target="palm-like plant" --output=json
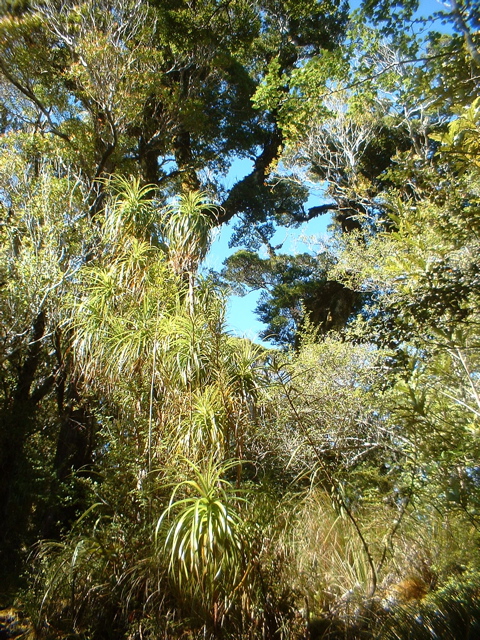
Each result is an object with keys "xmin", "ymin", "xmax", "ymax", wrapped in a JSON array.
[
  {"xmin": 156, "ymin": 458, "xmax": 247, "ymax": 609},
  {"xmin": 53, "ymin": 178, "xmax": 269, "ymax": 636},
  {"xmin": 72, "ymin": 247, "xmax": 177, "ymax": 386},
  {"xmin": 103, "ymin": 175, "xmax": 158, "ymax": 243},
  {"xmin": 161, "ymin": 191, "xmax": 217, "ymax": 275},
  {"xmin": 161, "ymin": 191, "xmax": 218, "ymax": 314}
]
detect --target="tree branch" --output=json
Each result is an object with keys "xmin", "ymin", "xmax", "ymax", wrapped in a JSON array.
[
  {"xmin": 13, "ymin": 311, "xmax": 46, "ymax": 405},
  {"xmin": 291, "ymin": 202, "xmax": 339, "ymax": 223},
  {"xmin": 449, "ymin": 0, "xmax": 480, "ymax": 68},
  {"xmin": 218, "ymin": 127, "xmax": 283, "ymax": 225},
  {"xmin": 310, "ymin": 48, "xmax": 465, "ymax": 105},
  {"xmin": 0, "ymin": 58, "xmax": 71, "ymax": 142},
  {"xmin": 30, "ymin": 372, "xmax": 57, "ymax": 406}
]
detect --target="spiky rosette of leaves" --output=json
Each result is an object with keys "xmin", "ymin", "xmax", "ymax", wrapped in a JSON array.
[{"xmin": 156, "ymin": 457, "xmax": 248, "ymax": 602}]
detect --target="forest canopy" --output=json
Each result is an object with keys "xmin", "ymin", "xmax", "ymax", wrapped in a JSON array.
[{"xmin": 0, "ymin": 0, "xmax": 480, "ymax": 638}]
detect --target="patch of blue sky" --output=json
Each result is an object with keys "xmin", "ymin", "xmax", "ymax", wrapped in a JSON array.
[{"xmin": 203, "ymin": 156, "xmax": 332, "ymax": 342}]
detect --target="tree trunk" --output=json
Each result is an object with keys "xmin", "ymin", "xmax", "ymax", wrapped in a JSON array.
[{"xmin": 0, "ymin": 311, "xmax": 49, "ymax": 566}]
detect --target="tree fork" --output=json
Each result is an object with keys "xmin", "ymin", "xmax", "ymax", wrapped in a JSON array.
[{"xmin": 218, "ymin": 126, "xmax": 284, "ymax": 225}]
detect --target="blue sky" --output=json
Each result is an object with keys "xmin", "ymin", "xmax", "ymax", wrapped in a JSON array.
[
  {"xmin": 203, "ymin": 156, "xmax": 332, "ymax": 341},
  {"xmin": 206, "ymin": 213, "xmax": 332, "ymax": 340}
]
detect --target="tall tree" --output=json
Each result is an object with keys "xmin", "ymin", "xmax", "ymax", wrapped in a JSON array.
[
  {"xmin": 0, "ymin": 0, "xmax": 349, "ymax": 565},
  {"xmin": 0, "ymin": 0, "xmax": 348, "ymax": 217},
  {"xmin": 0, "ymin": 145, "xmax": 95, "ymax": 568}
]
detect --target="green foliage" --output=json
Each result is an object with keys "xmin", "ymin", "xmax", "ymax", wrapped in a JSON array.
[
  {"xmin": 3, "ymin": 1, "xmax": 480, "ymax": 638},
  {"xmin": 222, "ymin": 250, "xmax": 361, "ymax": 346},
  {"xmin": 157, "ymin": 458, "xmax": 247, "ymax": 602},
  {"xmin": 103, "ymin": 175, "xmax": 159, "ymax": 241},
  {"xmin": 161, "ymin": 190, "xmax": 218, "ymax": 276},
  {"xmin": 431, "ymin": 97, "xmax": 480, "ymax": 173},
  {"xmin": 378, "ymin": 570, "xmax": 480, "ymax": 639},
  {"xmin": 0, "ymin": 146, "xmax": 95, "ymax": 571}
]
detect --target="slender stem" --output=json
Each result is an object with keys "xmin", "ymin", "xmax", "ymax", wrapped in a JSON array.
[
  {"xmin": 454, "ymin": 346, "xmax": 480, "ymax": 415},
  {"xmin": 148, "ymin": 340, "xmax": 156, "ymax": 474},
  {"xmin": 148, "ymin": 299, "xmax": 162, "ymax": 473}
]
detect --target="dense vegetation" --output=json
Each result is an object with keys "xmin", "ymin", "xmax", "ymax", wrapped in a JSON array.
[{"xmin": 0, "ymin": 0, "xmax": 479, "ymax": 637}]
